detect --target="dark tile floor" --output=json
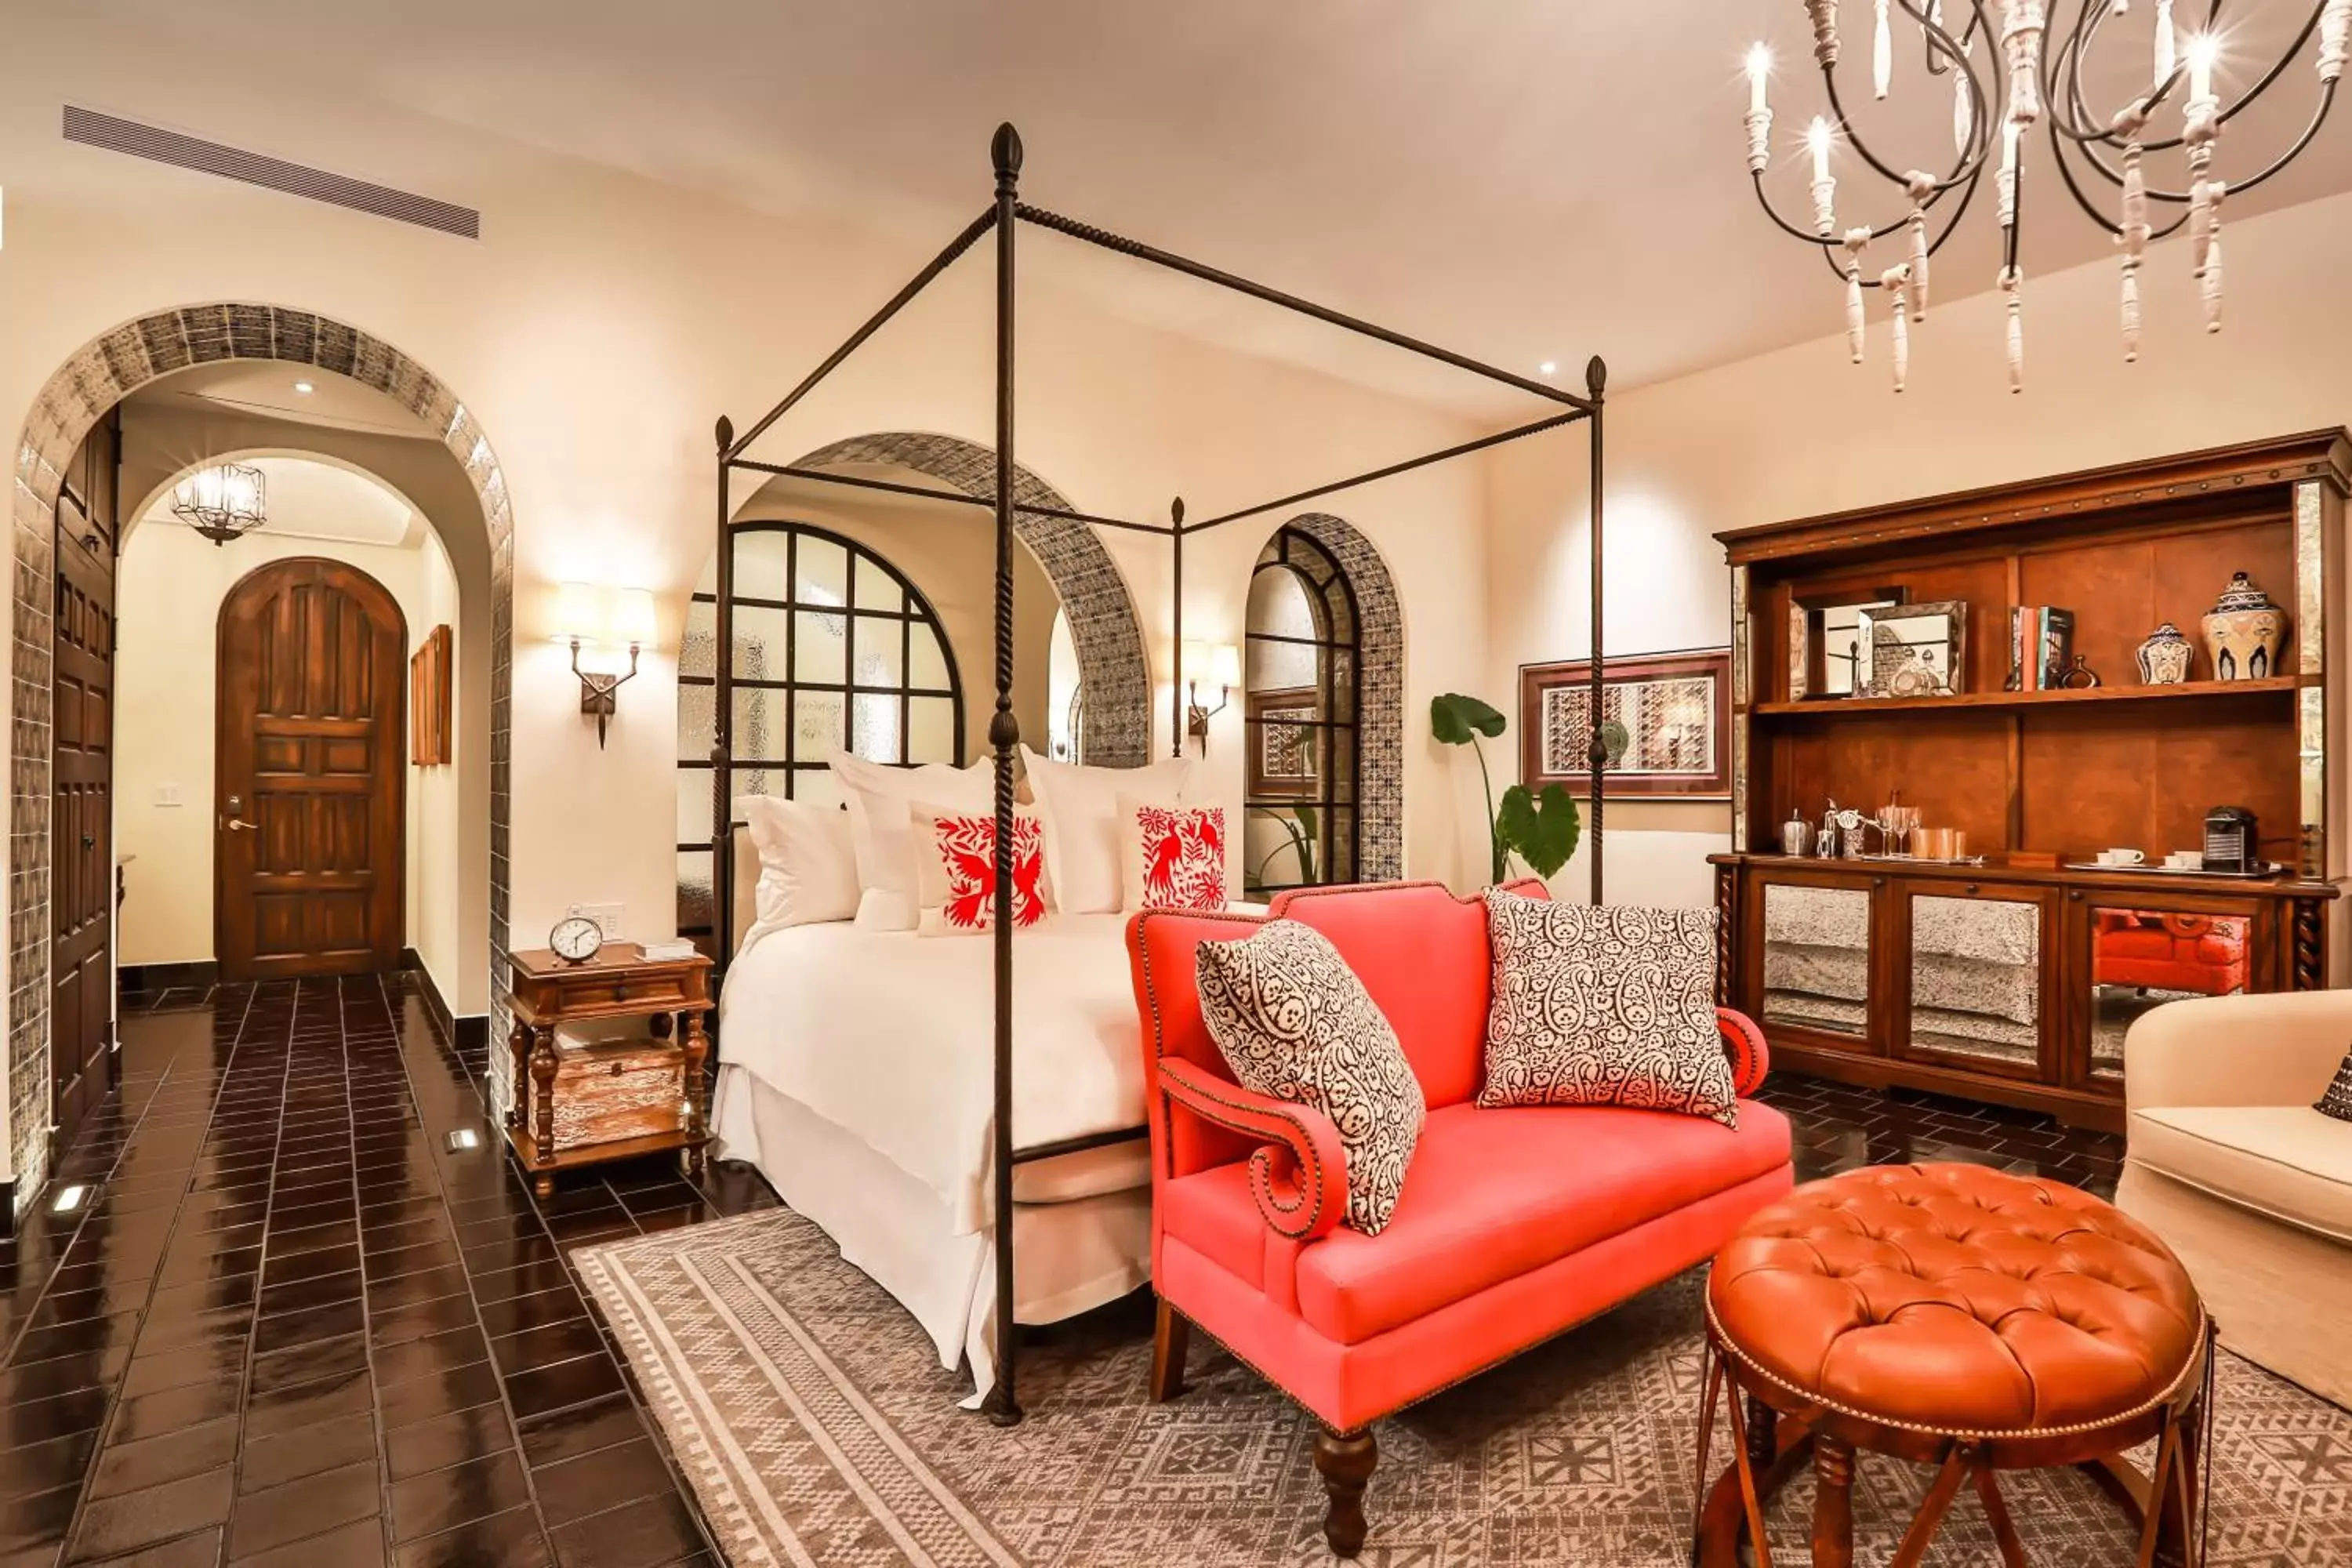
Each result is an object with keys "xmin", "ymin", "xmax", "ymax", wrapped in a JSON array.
[
  {"xmin": 1, "ymin": 975, "xmax": 776, "ymax": 1568},
  {"xmin": 2, "ymin": 976, "xmax": 2124, "ymax": 1567}
]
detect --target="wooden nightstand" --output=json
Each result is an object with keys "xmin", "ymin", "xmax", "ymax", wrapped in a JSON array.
[{"xmin": 506, "ymin": 942, "xmax": 714, "ymax": 1198}]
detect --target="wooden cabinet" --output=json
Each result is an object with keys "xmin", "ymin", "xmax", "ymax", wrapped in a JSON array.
[
  {"xmin": 1716, "ymin": 433, "xmax": 2350, "ymax": 1129},
  {"xmin": 1715, "ymin": 855, "xmax": 2327, "ymax": 1129},
  {"xmin": 506, "ymin": 942, "xmax": 713, "ymax": 1197}
]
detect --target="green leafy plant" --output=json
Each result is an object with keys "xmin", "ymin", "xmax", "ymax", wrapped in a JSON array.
[
  {"xmin": 1430, "ymin": 692, "xmax": 1584, "ymax": 884},
  {"xmin": 1247, "ymin": 803, "xmax": 1319, "ymax": 889}
]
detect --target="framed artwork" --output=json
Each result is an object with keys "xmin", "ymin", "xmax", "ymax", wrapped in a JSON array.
[
  {"xmin": 1518, "ymin": 648, "xmax": 1731, "ymax": 798},
  {"xmin": 1246, "ymin": 685, "xmax": 1321, "ymax": 800},
  {"xmin": 410, "ymin": 624, "xmax": 452, "ymax": 765},
  {"xmin": 1857, "ymin": 601, "xmax": 1966, "ymax": 698}
]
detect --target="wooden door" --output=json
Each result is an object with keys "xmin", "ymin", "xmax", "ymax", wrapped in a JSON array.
[
  {"xmin": 52, "ymin": 413, "xmax": 120, "ymax": 1152},
  {"xmin": 216, "ymin": 558, "xmax": 406, "ymax": 978}
]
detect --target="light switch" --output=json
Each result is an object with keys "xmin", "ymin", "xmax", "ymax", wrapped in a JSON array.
[
  {"xmin": 154, "ymin": 783, "xmax": 183, "ymax": 808},
  {"xmin": 568, "ymin": 902, "xmax": 624, "ymax": 939}
]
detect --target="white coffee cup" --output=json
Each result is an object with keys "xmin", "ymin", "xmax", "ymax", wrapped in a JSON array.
[
  {"xmin": 2165, "ymin": 850, "xmax": 2203, "ymax": 870},
  {"xmin": 2097, "ymin": 848, "xmax": 2147, "ymax": 866}
]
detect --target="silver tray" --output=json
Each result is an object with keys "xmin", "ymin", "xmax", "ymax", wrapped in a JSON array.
[{"xmin": 2060, "ymin": 860, "xmax": 2288, "ymax": 879}]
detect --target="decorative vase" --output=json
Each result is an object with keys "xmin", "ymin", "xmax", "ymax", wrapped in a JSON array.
[
  {"xmin": 2199, "ymin": 572, "xmax": 2289, "ymax": 681},
  {"xmin": 2136, "ymin": 621, "xmax": 2194, "ymax": 684}
]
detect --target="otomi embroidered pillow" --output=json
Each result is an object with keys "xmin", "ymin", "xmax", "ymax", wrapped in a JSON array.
[
  {"xmin": 1120, "ymin": 797, "xmax": 1226, "ymax": 913},
  {"xmin": 1479, "ymin": 891, "xmax": 1737, "ymax": 1127},
  {"xmin": 910, "ymin": 805, "xmax": 1049, "ymax": 936},
  {"xmin": 1194, "ymin": 920, "xmax": 1424, "ymax": 1234}
]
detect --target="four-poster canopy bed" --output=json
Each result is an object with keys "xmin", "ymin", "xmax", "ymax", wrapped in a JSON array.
[{"xmin": 706, "ymin": 123, "xmax": 1612, "ymax": 1425}]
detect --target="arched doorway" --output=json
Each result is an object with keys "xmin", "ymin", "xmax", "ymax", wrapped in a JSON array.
[
  {"xmin": 678, "ymin": 433, "xmax": 1150, "ymax": 944},
  {"xmin": 5, "ymin": 303, "xmax": 517, "ymax": 1214},
  {"xmin": 1244, "ymin": 513, "xmax": 1405, "ymax": 888}
]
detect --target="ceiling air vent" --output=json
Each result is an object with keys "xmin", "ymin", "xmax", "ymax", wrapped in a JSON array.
[{"xmin": 62, "ymin": 105, "xmax": 480, "ymax": 241}]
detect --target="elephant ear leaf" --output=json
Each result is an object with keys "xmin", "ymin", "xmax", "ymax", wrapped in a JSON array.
[
  {"xmin": 1430, "ymin": 692, "xmax": 1506, "ymax": 746},
  {"xmin": 1497, "ymin": 783, "xmax": 1583, "ymax": 880}
]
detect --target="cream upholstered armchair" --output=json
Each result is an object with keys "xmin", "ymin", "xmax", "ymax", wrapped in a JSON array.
[{"xmin": 2115, "ymin": 989, "xmax": 2352, "ymax": 1407}]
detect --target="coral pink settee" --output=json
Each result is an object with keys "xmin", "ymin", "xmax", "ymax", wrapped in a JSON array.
[{"xmin": 1127, "ymin": 882, "xmax": 1794, "ymax": 1557}]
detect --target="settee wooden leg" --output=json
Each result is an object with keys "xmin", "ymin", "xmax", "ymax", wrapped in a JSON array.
[
  {"xmin": 1313, "ymin": 1426, "xmax": 1378, "ymax": 1559},
  {"xmin": 1149, "ymin": 1298, "xmax": 1190, "ymax": 1402}
]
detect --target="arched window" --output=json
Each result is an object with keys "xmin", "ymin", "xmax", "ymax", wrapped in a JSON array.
[
  {"xmin": 1243, "ymin": 525, "xmax": 1361, "ymax": 898},
  {"xmin": 677, "ymin": 522, "xmax": 964, "ymax": 938}
]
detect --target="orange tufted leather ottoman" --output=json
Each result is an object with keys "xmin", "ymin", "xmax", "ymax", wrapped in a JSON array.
[{"xmin": 1691, "ymin": 1163, "xmax": 2215, "ymax": 1568}]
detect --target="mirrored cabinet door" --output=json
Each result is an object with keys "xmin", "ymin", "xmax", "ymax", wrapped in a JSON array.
[
  {"xmin": 1761, "ymin": 883, "xmax": 1873, "ymax": 1042},
  {"xmin": 2085, "ymin": 905, "xmax": 2254, "ymax": 1083},
  {"xmin": 1904, "ymin": 891, "xmax": 2046, "ymax": 1075}
]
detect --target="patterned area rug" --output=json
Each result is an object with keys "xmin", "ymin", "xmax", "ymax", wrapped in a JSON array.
[{"xmin": 577, "ymin": 1207, "xmax": 2352, "ymax": 1566}]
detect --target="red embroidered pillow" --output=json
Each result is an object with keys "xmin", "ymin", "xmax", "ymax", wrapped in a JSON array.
[
  {"xmin": 911, "ymin": 806, "xmax": 1049, "ymax": 936},
  {"xmin": 1119, "ymin": 797, "xmax": 1226, "ymax": 913}
]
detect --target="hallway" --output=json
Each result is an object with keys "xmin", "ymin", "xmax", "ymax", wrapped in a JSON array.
[{"xmin": 0, "ymin": 976, "xmax": 768, "ymax": 1566}]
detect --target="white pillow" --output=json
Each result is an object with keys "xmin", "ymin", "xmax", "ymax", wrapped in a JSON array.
[
  {"xmin": 737, "ymin": 797, "xmax": 859, "ymax": 942},
  {"xmin": 1018, "ymin": 746, "xmax": 1192, "ymax": 914},
  {"xmin": 830, "ymin": 750, "xmax": 991, "ymax": 930}
]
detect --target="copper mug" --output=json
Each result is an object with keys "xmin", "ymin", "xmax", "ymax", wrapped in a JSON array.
[{"xmin": 1918, "ymin": 826, "xmax": 1968, "ymax": 861}]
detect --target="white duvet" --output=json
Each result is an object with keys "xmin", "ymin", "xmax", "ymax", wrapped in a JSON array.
[{"xmin": 715, "ymin": 913, "xmax": 1148, "ymax": 1232}]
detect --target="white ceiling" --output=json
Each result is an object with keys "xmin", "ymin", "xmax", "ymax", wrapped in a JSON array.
[
  {"xmin": 131, "ymin": 362, "xmax": 441, "ymax": 441},
  {"xmin": 75, "ymin": 0, "xmax": 2352, "ymax": 408}
]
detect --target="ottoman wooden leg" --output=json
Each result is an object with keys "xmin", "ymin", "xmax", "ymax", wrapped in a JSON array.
[
  {"xmin": 1810, "ymin": 1436, "xmax": 1854, "ymax": 1568},
  {"xmin": 1891, "ymin": 1446, "xmax": 1969, "ymax": 1568},
  {"xmin": 1973, "ymin": 1465, "xmax": 2028, "ymax": 1568},
  {"xmin": 1313, "ymin": 1427, "xmax": 1377, "ymax": 1559}
]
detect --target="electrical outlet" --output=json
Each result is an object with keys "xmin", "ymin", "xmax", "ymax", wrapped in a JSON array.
[
  {"xmin": 568, "ymin": 902, "xmax": 623, "ymax": 940},
  {"xmin": 154, "ymin": 783, "xmax": 183, "ymax": 808}
]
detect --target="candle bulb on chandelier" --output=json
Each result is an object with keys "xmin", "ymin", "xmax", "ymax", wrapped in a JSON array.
[
  {"xmin": 2154, "ymin": 0, "xmax": 2177, "ymax": 86},
  {"xmin": 1747, "ymin": 42, "xmax": 1772, "ymax": 113},
  {"xmin": 1875, "ymin": 0, "xmax": 1893, "ymax": 98},
  {"xmin": 2186, "ymin": 32, "xmax": 2217, "ymax": 100},
  {"xmin": 1807, "ymin": 116, "xmax": 1838, "ymax": 237}
]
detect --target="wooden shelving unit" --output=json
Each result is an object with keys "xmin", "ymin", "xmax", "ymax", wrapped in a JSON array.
[
  {"xmin": 1712, "ymin": 431, "xmax": 2350, "ymax": 1130},
  {"xmin": 1752, "ymin": 676, "xmax": 2308, "ymax": 717}
]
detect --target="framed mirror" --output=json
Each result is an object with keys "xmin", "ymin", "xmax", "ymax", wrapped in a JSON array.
[{"xmin": 1788, "ymin": 587, "xmax": 1904, "ymax": 700}]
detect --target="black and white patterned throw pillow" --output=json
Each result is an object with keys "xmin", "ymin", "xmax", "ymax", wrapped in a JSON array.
[
  {"xmin": 1194, "ymin": 920, "xmax": 1425, "ymax": 1236},
  {"xmin": 2317, "ymin": 1047, "xmax": 2352, "ymax": 1124},
  {"xmin": 1479, "ymin": 891, "xmax": 1737, "ymax": 1127}
]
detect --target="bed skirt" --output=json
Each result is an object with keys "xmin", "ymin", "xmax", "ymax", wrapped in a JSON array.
[{"xmin": 711, "ymin": 1062, "xmax": 1152, "ymax": 1403}]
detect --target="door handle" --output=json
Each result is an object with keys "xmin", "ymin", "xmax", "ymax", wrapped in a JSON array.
[{"xmin": 222, "ymin": 818, "xmax": 257, "ymax": 833}]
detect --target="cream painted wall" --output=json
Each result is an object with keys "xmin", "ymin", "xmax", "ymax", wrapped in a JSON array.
[
  {"xmin": 114, "ymin": 525, "xmax": 426, "ymax": 965},
  {"xmin": 412, "ymin": 530, "xmax": 466, "ymax": 1012},
  {"xmin": 1484, "ymin": 187, "xmax": 2352, "ymax": 909},
  {"xmin": 0, "ymin": 13, "xmax": 1497, "ymax": 1178}
]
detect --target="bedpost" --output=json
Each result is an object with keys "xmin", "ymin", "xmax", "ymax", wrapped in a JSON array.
[
  {"xmin": 1169, "ymin": 497, "xmax": 1185, "ymax": 760},
  {"xmin": 711, "ymin": 417, "xmax": 735, "ymax": 989},
  {"xmin": 983, "ymin": 120, "xmax": 1025, "ymax": 1429},
  {"xmin": 1584, "ymin": 356, "xmax": 1607, "ymax": 906}
]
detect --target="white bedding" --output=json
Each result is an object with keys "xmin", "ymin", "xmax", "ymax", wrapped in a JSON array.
[{"xmin": 714, "ymin": 913, "xmax": 1149, "ymax": 1235}]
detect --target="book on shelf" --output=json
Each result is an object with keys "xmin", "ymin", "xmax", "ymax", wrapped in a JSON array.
[{"xmin": 2009, "ymin": 606, "xmax": 2074, "ymax": 691}]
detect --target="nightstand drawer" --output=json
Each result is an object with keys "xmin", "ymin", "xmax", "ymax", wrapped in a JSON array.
[{"xmin": 550, "ymin": 1040, "xmax": 683, "ymax": 1150}]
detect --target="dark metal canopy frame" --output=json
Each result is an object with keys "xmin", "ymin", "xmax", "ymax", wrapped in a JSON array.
[{"xmin": 706, "ymin": 123, "xmax": 1610, "ymax": 1426}]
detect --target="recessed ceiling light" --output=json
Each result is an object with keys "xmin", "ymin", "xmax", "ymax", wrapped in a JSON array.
[
  {"xmin": 51, "ymin": 1183, "xmax": 90, "ymax": 1214},
  {"xmin": 1538, "ymin": 361, "xmax": 1558, "ymax": 376},
  {"xmin": 292, "ymin": 380, "xmax": 315, "ymax": 394}
]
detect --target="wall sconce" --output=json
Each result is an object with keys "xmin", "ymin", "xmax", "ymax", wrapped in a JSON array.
[
  {"xmin": 553, "ymin": 583, "xmax": 658, "ymax": 749},
  {"xmin": 1182, "ymin": 640, "xmax": 1241, "ymax": 754}
]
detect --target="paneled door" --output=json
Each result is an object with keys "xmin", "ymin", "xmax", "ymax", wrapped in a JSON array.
[
  {"xmin": 51, "ymin": 414, "xmax": 120, "ymax": 1154},
  {"xmin": 216, "ymin": 558, "xmax": 406, "ymax": 978}
]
